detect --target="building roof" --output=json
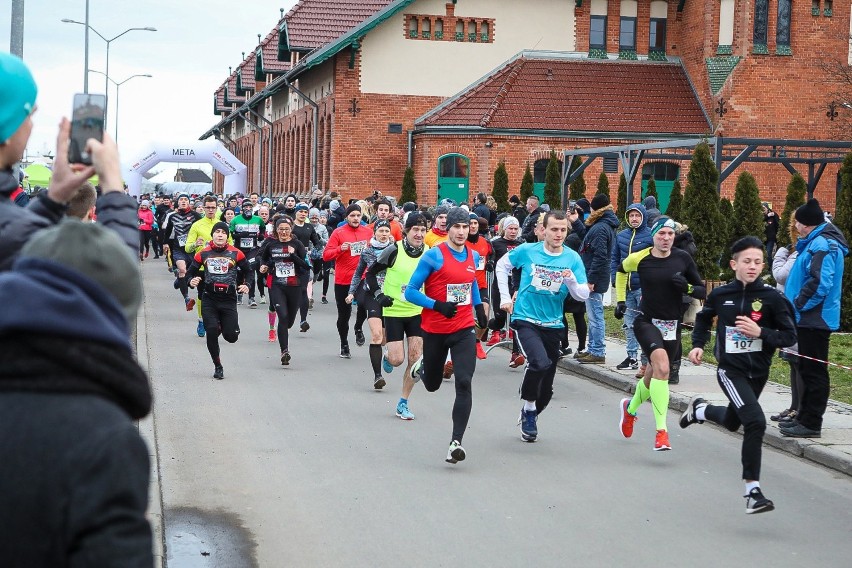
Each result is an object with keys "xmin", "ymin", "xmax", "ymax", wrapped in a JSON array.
[
  {"xmin": 214, "ymin": 87, "xmax": 229, "ymax": 114},
  {"xmin": 258, "ymin": 27, "xmax": 291, "ymax": 73},
  {"xmin": 224, "ymin": 73, "xmax": 246, "ymax": 105},
  {"xmin": 284, "ymin": 0, "xmax": 394, "ymax": 51},
  {"xmin": 237, "ymin": 52, "xmax": 256, "ymax": 93},
  {"xmin": 175, "ymin": 169, "xmax": 213, "ymax": 183},
  {"xmin": 416, "ymin": 54, "xmax": 711, "ymax": 136}
]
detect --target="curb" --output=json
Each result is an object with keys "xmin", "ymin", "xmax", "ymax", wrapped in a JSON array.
[{"xmin": 555, "ymin": 355, "xmax": 852, "ymax": 479}]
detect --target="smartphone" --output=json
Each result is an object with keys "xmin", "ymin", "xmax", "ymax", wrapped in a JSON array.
[{"xmin": 68, "ymin": 93, "xmax": 106, "ymax": 165}]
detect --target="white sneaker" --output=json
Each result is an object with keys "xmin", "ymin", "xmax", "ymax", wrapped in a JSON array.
[
  {"xmin": 408, "ymin": 355, "xmax": 423, "ymax": 384},
  {"xmin": 446, "ymin": 440, "xmax": 466, "ymax": 464}
]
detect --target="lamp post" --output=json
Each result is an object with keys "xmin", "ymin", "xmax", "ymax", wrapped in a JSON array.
[
  {"xmin": 88, "ymin": 70, "xmax": 151, "ymax": 145},
  {"xmin": 60, "ymin": 18, "xmax": 156, "ymax": 129}
]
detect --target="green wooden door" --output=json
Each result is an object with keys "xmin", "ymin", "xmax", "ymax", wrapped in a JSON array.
[
  {"xmin": 437, "ymin": 154, "xmax": 470, "ymax": 205},
  {"xmin": 640, "ymin": 163, "xmax": 680, "ymax": 214},
  {"xmin": 532, "ymin": 159, "xmax": 553, "ymax": 202}
]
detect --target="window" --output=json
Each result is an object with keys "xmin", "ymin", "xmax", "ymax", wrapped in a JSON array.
[
  {"xmin": 620, "ymin": 17, "xmax": 637, "ymax": 50},
  {"xmin": 533, "ymin": 159, "xmax": 555, "ymax": 184},
  {"xmin": 440, "ymin": 155, "xmax": 468, "ymax": 178},
  {"xmin": 590, "ymin": 15, "xmax": 607, "ymax": 49},
  {"xmin": 410, "ymin": 17, "xmax": 419, "ymax": 38},
  {"xmin": 753, "ymin": 0, "xmax": 769, "ymax": 53},
  {"xmin": 776, "ymin": 0, "xmax": 791, "ymax": 52},
  {"xmin": 641, "ymin": 162, "xmax": 679, "ymax": 182},
  {"xmin": 649, "ymin": 18, "xmax": 666, "ymax": 51}
]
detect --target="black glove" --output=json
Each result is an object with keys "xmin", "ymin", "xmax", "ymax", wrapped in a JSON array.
[
  {"xmin": 671, "ymin": 272, "xmax": 689, "ymax": 293},
  {"xmin": 475, "ymin": 304, "xmax": 488, "ymax": 329},
  {"xmin": 433, "ymin": 300, "xmax": 458, "ymax": 319},
  {"xmin": 485, "ymin": 261, "xmax": 495, "ymax": 273},
  {"xmin": 375, "ymin": 293, "xmax": 394, "ymax": 308},
  {"xmin": 614, "ymin": 301, "xmax": 627, "ymax": 320}
]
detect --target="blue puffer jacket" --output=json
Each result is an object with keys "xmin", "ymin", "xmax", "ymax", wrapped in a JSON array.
[
  {"xmin": 610, "ymin": 203, "xmax": 652, "ymax": 290},
  {"xmin": 785, "ymin": 222, "xmax": 849, "ymax": 330}
]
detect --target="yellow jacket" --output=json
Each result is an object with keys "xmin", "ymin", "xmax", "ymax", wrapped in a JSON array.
[{"xmin": 185, "ymin": 216, "xmax": 233, "ymax": 254}]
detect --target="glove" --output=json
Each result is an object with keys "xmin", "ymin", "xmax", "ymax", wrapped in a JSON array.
[
  {"xmin": 475, "ymin": 304, "xmax": 488, "ymax": 329},
  {"xmin": 375, "ymin": 293, "xmax": 394, "ymax": 308},
  {"xmin": 671, "ymin": 272, "xmax": 689, "ymax": 293},
  {"xmin": 485, "ymin": 261, "xmax": 495, "ymax": 273},
  {"xmin": 614, "ymin": 301, "xmax": 627, "ymax": 320},
  {"xmin": 433, "ymin": 300, "xmax": 458, "ymax": 319}
]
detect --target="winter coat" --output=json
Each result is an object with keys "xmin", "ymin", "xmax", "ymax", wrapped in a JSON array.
[
  {"xmin": 137, "ymin": 208, "xmax": 154, "ymax": 231},
  {"xmin": 610, "ymin": 203, "xmax": 652, "ymax": 291},
  {"xmin": 785, "ymin": 222, "xmax": 849, "ymax": 330},
  {"xmin": 579, "ymin": 205, "xmax": 619, "ymax": 293},
  {"xmin": 772, "ymin": 247, "xmax": 798, "ymax": 293},
  {"xmin": 520, "ymin": 206, "xmax": 544, "ymax": 243},
  {"xmin": 643, "ymin": 196, "xmax": 661, "ymax": 227}
]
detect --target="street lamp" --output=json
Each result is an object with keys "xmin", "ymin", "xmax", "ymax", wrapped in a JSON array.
[
  {"xmin": 60, "ymin": 18, "xmax": 156, "ymax": 130},
  {"xmin": 89, "ymin": 70, "xmax": 152, "ymax": 145}
]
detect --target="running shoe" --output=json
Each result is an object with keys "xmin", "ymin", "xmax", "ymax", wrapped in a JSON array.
[
  {"xmin": 445, "ymin": 440, "xmax": 466, "ymax": 464},
  {"xmin": 268, "ymin": 329, "xmax": 277, "ymax": 342},
  {"xmin": 185, "ymin": 297, "xmax": 195, "ymax": 312},
  {"xmin": 281, "ymin": 351, "xmax": 291, "ymax": 366},
  {"xmin": 408, "ymin": 356, "xmax": 423, "ymax": 384},
  {"xmin": 173, "ymin": 278, "xmax": 181, "ymax": 290},
  {"xmin": 355, "ymin": 329, "xmax": 366, "ymax": 346},
  {"xmin": 396, "ymin": 400, "xmax": 415, "ymax": 420},
  {"xmin": 309, "ymin": 298, "xmax": 314, "ymax": 310},
  {"xmin": 654, "ymin": 429, "xmax": 671, "ymax": 451},
  {"xmin": 321, "ymin": 296, "xmax": 328, "ymax": 304},
  {"xmin": 259, "ymin": 296, "xmax": 267, "ymax": 304},
  {"xmin": 300, "ymin": 321, "xmax": 310, "ymax": 333},
  {"xmin": 382, "ymin": 354, "xmax": 394, "ymax": 374},
  {"xmin": 508, "ymin": 353, "xmax": 525, "ymax": 368},
  {"xmin": 340, "ymin": 344, "xmax": 351, "ymax": 359},
  {"xmin": 557, "ymin": 347, "xmax": 573, "ymax": 358},
  {"xmin": 373, "ymin": 375, "xmax": 386, "ymax": 390},
  {"xmin": 249, "ymin": 298, "xmax": 258, "ymax": 309},
  {"xmin": 745, "ymin": 487, "xmax": 775, "ymax": 515},
  {"xmin": 475, "ymin": 341, "xmax": 487, "ymax": 360},
  {"xmin": 486, "ymin": 330, "xmax": 504, "ymax": 347},
  {"xmin": 443, "ymin": 361, "xmax": 454, "ymax": 379},
  {"xmin": 520, "ymin": 409, "xmax": 538, "ymax": 442},
  {"xmin": 616, "ymin": 357, "xmax": 639, "ymax": 370},
  {"xmin": 196, "ymin": 321, "xmax": 205, "ymax": 337},
  {"xmin": 679, "ymin": 396, "xmax": 707, "ymax": 429},
  {"xmin": 619, "ymin": 398, "xmax": 637, "ymax": 438},
  {"xmin": 213, "ymin": 365, "xmax": 224, "ymax": 380},
  {"xmin": 573, "ymin": 350, "xmax": 588, "ymax": 360}
]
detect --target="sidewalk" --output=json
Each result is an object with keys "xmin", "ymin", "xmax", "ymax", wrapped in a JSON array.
[{"xmin": 553, "ymin": 331, "xmax": 852, "ymax": 478}]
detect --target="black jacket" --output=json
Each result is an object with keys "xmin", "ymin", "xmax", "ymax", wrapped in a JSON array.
[
  {"xmin": 579, "ymin": 206, "xmax": 619, "ymax": 293},
  {"xmin": 520, "ymin": 206, "xmax": 544, "ymax": 242},
  {"xmin": 692, "ymin": 279, "xmax": 797, "ymax": 377}
]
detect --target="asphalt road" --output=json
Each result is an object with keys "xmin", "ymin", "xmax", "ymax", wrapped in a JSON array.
[{"xmin": 140, "ymin": 260, "xmax": 852, "ymax": 567}]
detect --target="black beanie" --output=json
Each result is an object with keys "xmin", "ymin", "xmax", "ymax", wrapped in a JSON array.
[
  {"xmin": 212, "ymin": 221, "xmax": 230, "ymax": 237},
  {"xmin": 795, "ymin": 198, "xmax": 824, "ymax": 226},
  {"xmin": 590, "ymin": 193, "xmax": 610, "ymax": 210},
  {"xmin": 345, "ymin": 203, "xmax": 362, "ymax": 216},
  {"xmin": 405, "ymin": 212, "xmax": 428, "ymax": 230}
]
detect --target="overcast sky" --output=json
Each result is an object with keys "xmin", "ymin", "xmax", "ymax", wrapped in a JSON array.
[{"xmin": 2, "ymin": 0, "xmax": 296, "ymax": 181}]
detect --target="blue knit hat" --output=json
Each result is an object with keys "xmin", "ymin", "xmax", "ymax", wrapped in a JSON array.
[{"xmin": 0, "ymin": 53, "xmax": 38, "ymax": 143}]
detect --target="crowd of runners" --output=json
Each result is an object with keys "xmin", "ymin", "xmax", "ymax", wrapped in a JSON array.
[{"xmin": 140, "ymin": 183, "xmax": 846, "ymax": 515}]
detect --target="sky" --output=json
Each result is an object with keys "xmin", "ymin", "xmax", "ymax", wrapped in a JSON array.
[{"xmin": 2, "ymin": 0, "xmax": 297, "ymax": 182}]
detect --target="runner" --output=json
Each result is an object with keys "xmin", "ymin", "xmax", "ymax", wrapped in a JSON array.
[
  {"xmin": 322, "ymin": 204, "xmax": 373, "ymax": 358},
  {"xmin": 255, "ymin": 205, "xmax": 272, "ymax": 305},
  {"xmin": 682, "ymin": 236, "xmax": 796, "ymax": 514},
  {"xmin": 160, "ymin": 193, "xmax": 202, "ymax": 319},
  {"xmin": 466, "ymin": 214, "xmax": 493, "ymax": 360},
  {"xmin": 308, "ymin": 208, "xmax": 329, "ymax": 307},
  {"xmin": 291, "ymin": 203, "xmax": 322, "ymax": 332},
  {"xmin": 424, "ymin": 205, "xmax": 449, "ymax": 248},
  {"xmin": 495, "ymin": 210, "xmax": 589, "ymax": 442},
  {"xmin": 404, "ymin": 207, "xmax": 488, "ymax": 464},
  {"xmin": 348, "ymin": 220, "xmax": 394, "ymax": 389},
  {"xmin": 186, "ymin": 222, "xmax": 251, "ymax": 379},
  {"xmin": 366, "ymin": 213, "xmax": 430, "ymax": 419},
  {"xmin": 259, "ymin": 217, "xmax": 310, "ymax": 366},
  {"xmin": 615, "ymin": 216, "xmax": 705, "ymax": 451},
  {"xmin": 229, "ymin": 205, "xmax": 266, "ymax": 308},
  {"xmin": 373, "ymin": 199, "xmax": 403, "ymax": 241}
]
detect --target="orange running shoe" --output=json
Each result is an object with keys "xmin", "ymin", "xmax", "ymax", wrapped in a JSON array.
[
  {"xmin": 508, "ymin": 353, "xmax": 525, "ymax": 368},
  {"xmin": 486, "ymin": 330, "xmax": 504, "ymax": 347},
  {"xmin": 185, "ymin": 297, "xmax": 195, "ymax": 312},
  {"xmin": 443, "ymin": 361, "xmax": 454, "ymax": 379},
  {"xmin": 619, "ymin": 398, "xmax": 637, "ymax": 439},
  {"xmin": 268, "ymin": 329, "xmax": 277, "ymax": 342},
  {"xmin": 654, "ymin": 429, "xmax": 671, "ymax": 451},
  {"xmin": 475, "ymin": 341, "xmax": 487, "ymax": 360}
]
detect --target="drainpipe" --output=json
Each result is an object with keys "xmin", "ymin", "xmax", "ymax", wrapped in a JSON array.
[
  {"xmin": 237, "ymin": 110, "xmax": 263, "ymax": 195},
  {"xmin": 245, "ymin": 107, "xmax": 274, "ymax": 197},
  {"xmin": 283, "ymin": 77, "xmax": 319, "ymax": 190},
  {"xmin": 407, "ymin": 130, "xmax": 413, "ymax": 167}
]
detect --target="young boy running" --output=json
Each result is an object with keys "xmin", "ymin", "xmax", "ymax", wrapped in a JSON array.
[{"xmin": 681, "ymin": 236, "xmax": 796, "ymax": 514}]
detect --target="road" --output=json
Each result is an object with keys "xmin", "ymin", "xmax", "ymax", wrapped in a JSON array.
[{"xmin": 139, "ymin": 260, "xmax": 852, "ymax": 567}]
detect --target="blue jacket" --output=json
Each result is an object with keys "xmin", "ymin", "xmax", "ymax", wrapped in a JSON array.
[
  {"xmin": 610, "ymin": 203, "xmax": 652, "ymax": 290},
  {"xmin": 785, "ymin": 222, "xmax": 849, "ymax": 330},
  {"xmin": 580, "ymin": 206, "xmax": 620, "ymax": 293}
]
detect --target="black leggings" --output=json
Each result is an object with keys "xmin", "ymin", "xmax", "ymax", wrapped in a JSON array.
[
  {"xmin": 705, "ymin": 369, "xmax": 768, "ymax": 481},
  {"xmin": 421, "ymin": 327, "xmax": 477, "ymax": 442},
  {"xmin": 270, "ymin": 284, "xmax": 300, "ymax": 351},
  {"xmin": 334, "ymin": 283, "xmax": 366, "ymax": 345},
  {"xmin": 255, "ymin": 266, "xmax": 267, "ymax": 298},
  {"xmin": 513, "ymin": 320, "xmax": 562, "ymax": 415},
  {"xmin": 139, "ymin": 229, "xmax": 153, "ymax": 256},
  {"xmin": 565, "ymin": 311, "xmax": 587, "ymax": 352},
  {"xmin": 201, "ymin": 294, "xmax": 240, "ymax": 363}
]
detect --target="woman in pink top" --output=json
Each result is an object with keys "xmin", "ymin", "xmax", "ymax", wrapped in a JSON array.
[{"xmin": 137, "ymin": 200, "xmax": 155, "ymax": 260}]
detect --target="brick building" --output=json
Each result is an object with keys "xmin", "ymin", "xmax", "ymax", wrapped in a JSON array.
[{"xmin": 204, "ymin": 0, "xmax": 852, "ymax": 212}]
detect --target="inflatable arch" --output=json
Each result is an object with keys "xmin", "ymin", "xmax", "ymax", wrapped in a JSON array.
[{"xmin": 124, "ymin": 140, "xmax": 246, "ymax": 197}]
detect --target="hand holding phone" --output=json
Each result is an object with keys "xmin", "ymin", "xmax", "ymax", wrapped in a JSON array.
[{"xmin": 68, "ymin": 93, "xmax": 105, "ymax": 165}]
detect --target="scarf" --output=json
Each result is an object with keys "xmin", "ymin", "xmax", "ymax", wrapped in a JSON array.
[
  {"xmin": 402, "ymin": 237, "xmax": 424, "ymax": 257},
  {"xmin": 370, "ymin": 237, "xmax": 392, "ymax": 249}
]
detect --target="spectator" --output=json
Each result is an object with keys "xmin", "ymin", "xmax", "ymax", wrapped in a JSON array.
[
  {"xmin": 66, "ymin": 182, "xmax": 97, "ymax": 221},
  {"xmin": 771, "ymin": 215, "xmax": 802, "ymax": 424},
  {"xmin": 472, "ymin": 192, "xmax": 492, "ymax": 235},
  {"xmin": 643, "ymin": 195, "xmax": 661, "ymax": 227},
  {"xmin": 137, "ymin": 200, "xmax": 155, "ymax": 260},
  {"xmin": 763, "ymin": 202, "xmax": 779, "ymax": 259},
  {"xmin": 0, "ymin": 220, "xmax": 152, "ymax": 566},
  {"xmin": 509, "ymin": 194, "xmax": 528, "ymax": 225},
  {"xmin": 781, "ymin": 198, "xmax": 848, "ymax": 438},
  {"xmin": 519, "ymin": 195, "xmax": 544, "ymax": 243}
]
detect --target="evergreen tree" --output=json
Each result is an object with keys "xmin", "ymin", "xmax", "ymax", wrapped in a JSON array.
[
  {"xmin": 519, "ymin": 162, "xmax": 534, "ymax": 204},
  {"xmin": 667, "ymin": 179, "xmax": 683, "ymax": 221},
  {"xmin": 720, "ymin": 172, "xmax": 764, "ymax": 277},
  {"xmin": 645, "ymin": 176, "xmax": 658, "ymax": 202},
  {"xmin": 835, "ymin": 153, "xmax": 852, "ymax": 330},
  {"xmin": 543, "ymin": 151, "xmax": 562, "ymax": 210},
  {"xmin": 400, "ymin": 166, "xmax": 417, "ymax": 204},
  {"xmin": 492, "ymin": 161, "xmax": 510, "ymax": 213},
  {"xmin": 568, "ymin": 155, "xmax": 586, "ymax": 201},
  {"xmin": 683, "ymin": 142, "xmax": 725, "ymax": 281},
  {"xmin": 616, "ymin": 173, "xmax": 627, "ymax": 220},
  {"xmin": 597, "ymin": 172, "xmax": 610, "ymax": 197},
  {"xmin": 777, "ymin": 173, "xmax": 807, "ymax": 250},
  {"xmin": 719, "ymin": 197, "xmax": 734, "ymax": 245}
]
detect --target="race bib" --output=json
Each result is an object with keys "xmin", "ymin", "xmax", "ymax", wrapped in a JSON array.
[
  {"xmin": 446, "ymin": 283, "xmax": 472, "ymax": 306},
  {"xmin": 235, "ymin": 224, "xmax": 258, "ymax": 234},
  {"xmin": 178, "ymin": 234, "xmax": 187, "ymax": 246},
  {"xmin": 651, "ymin": 318, "xmax": 678, "ymax": 341},
  {"xmin": 206, "ymin": 257, "xmax": 231, "ymax": 275},
  {"xmin": 350, "ymin": 241, "xmax": 367, "ymax": 256},
  {"xmin": 725, "ymin": 327, "xmax": 763, "ymax": 353},
  {"xmin": 531, "ymin": 265, "xmax": 564, "ymax": 293},
  {"xmin": 275, "ymin": 261, "xmax": 295, "ymax": 278},
  {"xmin": 476, "ymin": 257, "xmax": 485, "ymax": 271},
  {"xmin": 240, "ymin": 237, "xmax": 254, "ymax": 249}
]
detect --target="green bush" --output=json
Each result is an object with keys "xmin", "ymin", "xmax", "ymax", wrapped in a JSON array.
[
  {"xmin": 777, "ymin": 173, "xmax": 806, "ymax": 250},
  {"xmin": 645, "ymin": 176, "xmax": 658, "ymax": 202},
  {"xmin": 568, "ymin": 155, "xmax": 586, "ymax": 201},
  {"xmin": 597, "ymin": 172, "xmax": 610, "ymax": 197},
  {"xmin": 835, "ymin": 153, "xmax": 852, "ymax": 331},
  {"xmin": 667, "ymin": 179, "xmax": 683, "ymax": 220},
  {"xmin": 493, "ymin": 161, "xmax": 510, "ymax": 213},
  {"xmin": 400, "ymin": 166, "xmax": 417, "ymax": 204},
  {"xmin": 683, "ymin": 142, "xmax": 725, "ymax": 281},
  {"xmin": 519, "ymin": 162, "xmax": 534, "ymax": 204},
  {"xmin": 616, "ymin": 173, "xmax": 627, "ymax": 221},
  {"xmin": 543, "ymin": 151, "xmax": 562, "ymax": 210}
]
